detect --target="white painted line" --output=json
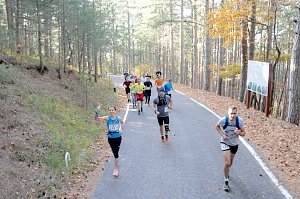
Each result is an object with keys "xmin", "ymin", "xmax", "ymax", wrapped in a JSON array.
[
  {"xmin": 123, "ymin": 103, "xmax": 130, "ymax": 123},
  {"xmin": 190, "ymin": 98, "xmax": 220, "ymax": 119},
  {"xmin": 189, "ymin": 97, "xmax": 293, "ymax": 199},
  {"xmin": 175, "ymin": 90, "xmax": 186, "ymax": 95},
  {"xmin": 239, "ymin": 137, "xmax": 293, "ymax": 199}
]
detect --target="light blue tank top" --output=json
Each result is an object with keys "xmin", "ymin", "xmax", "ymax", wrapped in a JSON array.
[{"xmin": 107, "ymin": 116, "xmax": 121, "ymax": 138}]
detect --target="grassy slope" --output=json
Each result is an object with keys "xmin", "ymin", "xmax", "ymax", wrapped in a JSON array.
[{"xmin": 0, "ymin": 62, "xmax": 117, "ymax": 198}]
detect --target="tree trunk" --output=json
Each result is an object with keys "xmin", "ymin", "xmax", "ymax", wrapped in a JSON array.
[
  {"xmin": 93, "ymin": 0, "xmax": 98, "ymax": 82},
  {"xmin": 170, "ymin": 0, "xmax": 175, "ymax": 81},
  {"xmin": 249, "ymin": 0, "xmax": 256, "ymax": 61},
  {"xmin": 287, "ymin": 0, "xmax": 300, "ymax": 125},
  {"xmin": 238, "ymin": 16, "xmax": 248, "ymax": 102},
  {"xmin": 204, "ymin": 0, "xmax": 211, "ymax": 91},
  {"xmin": 180, "ymin": 0, "xmax": 184, "ymax": 84},
  {"xmin": 5, "ymin": 0, "xmax": 14, "ymax": 53},
  {"xmin": 216, "ymin": 36, "xmax": 225, "ymax": 96},
  {"xmin": 36, "ymin": 0, "xmax": 44, "ymax": 74},
  {"xmin": 127, "ymin": 8, "xmax": 131, "ymax": 72},
  {"xmin": 192, "ymin": 0, "xmax": 199, "ymax": 88},
  {"xmin": 15, "ymin": 0, "xmax": 21, "ymax": 49}
]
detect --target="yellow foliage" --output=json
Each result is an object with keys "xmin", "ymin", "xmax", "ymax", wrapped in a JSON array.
[
  {"xmin": 207, "ymin": 0, "xmax": 250, "ymax": 47},
  {"xmin": 253, "ymin": 53, "xmax": 291, "ymax": 62},
  {"xmin": 219, "ymin": 64, "xmax": 241, "ymax": 78}
]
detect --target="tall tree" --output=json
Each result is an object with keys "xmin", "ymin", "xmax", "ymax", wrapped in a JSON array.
[
  {"xmin": 238, "ymin": 2, "xmax": 248, "ymax": 102},
  {"xmin": 204, "ymin": 0, "xmax": 211, "ymax": 91},
  {"xmin": 36, "ymin": 0, "xmax": 44, "ymax": 73},
  {"xmin": 287, "ymin": 1, "xmax": 300, "ymax": 125},
  {"xmin": 180, "ymin": 0, "xmax": 184, "ymax": 83},
  {"xmin": 191, "ymin": 0, "xmax": 199, "ymax": 88},
  {"xmin": 5, "ymin": 0, "xmax": 14, "ymax": 52}
]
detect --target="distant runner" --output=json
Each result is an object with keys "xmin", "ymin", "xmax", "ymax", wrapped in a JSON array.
[
  {"xmin": 123, "ymin": 76, "xmax": 131, "ymax": 103},
  {"xmin": 164, "ymin": 79, "xmax": 173, "ymax": 98},
  {"xmin": 216, "ymin": 106, "xmax": 246, "ymax": 192},
  {"xmin": 129, "ymin": 79, "xmax": 136, "ymax": 108},
  {"xmin": 155, "ymin": 71, "xmax": 163, "ymax": 92},
  {"xmin": 135, "ymin": 78, "xmax": 145, "ymax": 115},
  {"xmin": 95, "ymin": 104, "xmax": 124, "ymax": 177},
  {"xmin": 153, "ymin": 87, "xmax": 172, "ymax": 142},
  {"xmin": 143, "ymin": 76, "xmax": 153, "ymax": 105}
]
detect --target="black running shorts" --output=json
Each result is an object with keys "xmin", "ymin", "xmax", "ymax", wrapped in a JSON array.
[{"xmin": 157, "ymin": 116, "xmax": 169, "ymax": 126}]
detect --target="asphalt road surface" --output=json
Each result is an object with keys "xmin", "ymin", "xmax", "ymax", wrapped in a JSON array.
[{"xmin": 92, "ymin": 75, "xmax": 291, "ymax": 199}]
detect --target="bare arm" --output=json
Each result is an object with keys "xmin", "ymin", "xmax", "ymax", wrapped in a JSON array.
[
  {"xmin": 95, "ymin": 104, "xmax": 108, "ymax": 121},
  {"xmin": 235, "ymin": 127, "xmax": 246, "ymax": 137},
  {"xmin": 216, "ymin": 123, "xmax": 228, "ymax": 140},
  {"xmin": 152, "ymin": 103, "xmax": 160, "ymax": 115}
]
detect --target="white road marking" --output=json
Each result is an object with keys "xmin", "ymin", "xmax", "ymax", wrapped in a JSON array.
[
  {"xmin": 123, "ymin": 103, "xmax": 130, "ymax": 123},
  {"xmin": 189, "ymin": 97, "xmax": 293, "ymax": 199},
  {"xmin": 174, "ymin": 90, "xmax": 186, "ymax": 95}
]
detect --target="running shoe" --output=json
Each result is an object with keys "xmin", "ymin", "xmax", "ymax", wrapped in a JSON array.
[
  {"xmin": 223, "ymin": 180, "xmax": 230, "ymax": 192},
  {"xmin": 165, "ymin": 134, "xmax": 169, "ymax": 142},
  {"xmin": 113, "ymin": 168, "xmax": 119, "ymax": 177},
  {"xmin": 161, "ymin": 136, "xmax": 165, "ymax": 142}
]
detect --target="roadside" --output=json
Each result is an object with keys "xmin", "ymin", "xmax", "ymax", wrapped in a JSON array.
[
  {"xmin": 62, "ymin": 86, "xmax": 128, "ymax": 199},
  {"xmin": 174, "ymin": 84, "xmax": 299, "ymax": 198},
  {"xmin": 65, "ymin": 81, "xmax": 299, "ymax": 198}
]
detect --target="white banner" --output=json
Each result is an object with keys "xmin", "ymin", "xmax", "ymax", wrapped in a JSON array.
[{"xmin": 247, "ymin": 60, "xmax": 270, "ymax": 96}]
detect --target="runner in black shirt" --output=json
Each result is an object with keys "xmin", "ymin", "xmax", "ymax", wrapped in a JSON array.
[{"xmin": 143, "ymin": 76, "xmax": 153, "ymax": 105}]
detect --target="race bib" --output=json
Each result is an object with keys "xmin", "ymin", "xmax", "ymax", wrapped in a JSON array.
[
  {"xmin": 108, "ymin": 124, "xmax": 119, "ymax": 131},
  {"xmin": 164, "ymin": 107, "xmax": 168, "ymax": 112}
]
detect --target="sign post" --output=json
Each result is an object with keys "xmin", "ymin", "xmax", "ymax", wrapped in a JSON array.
[{"xmin": 246, "ymin": 61, "xmax": 272, "ymax": 117}]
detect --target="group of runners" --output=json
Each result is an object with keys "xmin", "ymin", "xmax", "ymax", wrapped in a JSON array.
[
  {"xmin": 95, "ymin": 72, "xmax": 246, "ymax": 193},
  {"xmin": 123, "ymin": 71, "xmax": 173, "ymax": 116}
]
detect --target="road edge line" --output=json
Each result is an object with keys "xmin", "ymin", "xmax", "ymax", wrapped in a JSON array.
[
  {"xmin": 190, "ymin": 97, "xmax": 293, "ymax": 199},
  {"xmin": 174, "ymin": 89, "xmax": 186, "ymax": 95},
  {"xmin": 123, "ymin": 103, "xmax": 130, "ymax": 123}
]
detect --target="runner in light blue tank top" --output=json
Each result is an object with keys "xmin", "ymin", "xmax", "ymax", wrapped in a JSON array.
[
  {"xmin": 95, "ymin": 104, "xmax": 124, "ymax": 177},
  {"xmin": 107, "ymin": 116, "xmax": 122, "ymax": 138}
]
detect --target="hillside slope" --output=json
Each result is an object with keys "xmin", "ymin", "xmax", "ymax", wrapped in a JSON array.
[{"xmin": 0, "ymin": 62, "xmax": 121, "ymax": 198}]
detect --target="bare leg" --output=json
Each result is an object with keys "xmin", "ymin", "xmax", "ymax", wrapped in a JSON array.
[
  {"xmin": 137, "ymin": 100, "xmax": 141, "ymax": 113},
  {"xmin": 159, "ymin": 125, "xmax": 164, "ymax": 136},
  {"xmin": 223, "ymin": 150, "xmax": 235, "ymax": 178},
  {"xmin": 114, "ymin": 158, "xmax": 119, "ymax": 170}
]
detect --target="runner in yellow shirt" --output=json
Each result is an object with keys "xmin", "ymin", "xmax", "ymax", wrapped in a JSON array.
[{"xmin": 135, "ymin": 78, "xmax": 145, "ymax": 115}]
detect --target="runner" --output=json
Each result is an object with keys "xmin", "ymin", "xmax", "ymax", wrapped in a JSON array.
[
  {"xmin": 164, "ymin": 79, "xmax": 173, "ymax": 98},
  {"xmin": 143, "ymin": 76, "xmax": 153, "ymax": 105},
  {"xmin": 152, "ymin": 87, "xmax": 172, "ymax": 142},
  {"xmin": 155, "ymin": 71, "xmax": 163, "ymax": 92},
  {"xmin": 123, "ymin": 75, "xmax": 131, "ymax": 103},
  {"xmin": 215, "ymin": 106, "xmax": 246, "ymax": 192},
  {"xmin": 95, "ymin": 104, "xmax": 124, "ymax": 177},
  {"xmin": 129, "ymin": 79, "xmax": 136, "ymax": 108},
  {"xmin": 135, "ymin": 78, "xmax": 145, "ymax": 115}
]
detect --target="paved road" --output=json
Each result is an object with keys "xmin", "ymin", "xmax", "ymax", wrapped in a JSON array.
[{"xmin": 92, "ymin": 75, "xmax": 288, "ymax": 199}]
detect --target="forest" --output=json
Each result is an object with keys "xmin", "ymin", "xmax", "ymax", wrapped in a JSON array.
[{"xmin": 1, "ymin": 0, "xmax": 299, "ymax": 124}]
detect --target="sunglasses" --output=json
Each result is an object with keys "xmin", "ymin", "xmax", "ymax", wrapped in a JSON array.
[{"xmin": 230, "ymin": 113, "xmax": 237, "ymax": 115}]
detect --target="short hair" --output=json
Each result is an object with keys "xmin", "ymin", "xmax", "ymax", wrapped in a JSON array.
[{"xmin": 228, "ymin": 106, "xmax": 237, "ymax": 111}]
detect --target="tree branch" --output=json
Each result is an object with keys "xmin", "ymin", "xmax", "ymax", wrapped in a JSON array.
[{"xmin": 159, "ymin": 19, "xmax": 204, "ymax": 27}]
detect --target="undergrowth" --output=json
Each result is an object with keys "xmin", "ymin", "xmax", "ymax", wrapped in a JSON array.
[{"xmin": 0, "ymin": 57, "xmax": 119, "ymax": 198}]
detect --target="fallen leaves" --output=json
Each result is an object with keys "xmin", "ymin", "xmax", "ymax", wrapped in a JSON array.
[{"xmin": 175, "ymin": 84, "xmax": 300, "ymax": 197}]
